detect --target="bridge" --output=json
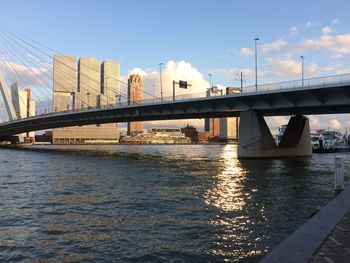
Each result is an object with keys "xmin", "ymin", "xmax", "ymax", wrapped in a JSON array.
[
  {"xmin": 1, "ymin": 73, "xmax": 350, "ymax": 132},
  {"xmin": 1, "ymin": 72, "xmax": 350, "ymax": 158},
  {"xmin": 1, "ymin": 27, "xmax": 350, "ymax": 158}
]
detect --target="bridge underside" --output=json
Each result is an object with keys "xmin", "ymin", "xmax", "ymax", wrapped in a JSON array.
[
  {"xmin": 0, "ymin": 82, "xmax": 350, "ymax": 138},
  {"xmin": 238, "ymin": 111, "xmax": 312, "ymax": 158}
]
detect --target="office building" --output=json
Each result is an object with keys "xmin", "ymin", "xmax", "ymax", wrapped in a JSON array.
[
  {"xmin": 52, "ymin": 55, "xmax": 120, "ymax": 144},
  {"xmin": 204, "ymin": 88, "xmax": 220, "ymax": 138},
  {"xmin": 127, "ymin": 74, "xmax": 144, "ymax": 135},
  {"xmin": 101, "ymin": 60, "xmax": 120, "ymax": 106},
  {"xmin": 52, "ymin": 54, "xmax": 76, "ymax": 112},
  {"xmin": 219, "ymin": 87, "xmax": 241, "ymax": 142},
  {"xmin": 76, "ymin": 57, "xmax": 100, "ymax": 108}
]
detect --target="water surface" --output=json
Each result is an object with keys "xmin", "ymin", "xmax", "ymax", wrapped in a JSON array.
[{"xmin": 0, "ymin": 144, "xmax": 348, "ymax": 262}]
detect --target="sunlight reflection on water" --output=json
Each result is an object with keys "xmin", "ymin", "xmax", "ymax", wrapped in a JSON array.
[
  {"xmin": 205, "ymin": 144, "xmax": 247, "ymax": 212},
  {"xmin": 205, "ymin": 145, "xmax": 267, "ymax": 260}
]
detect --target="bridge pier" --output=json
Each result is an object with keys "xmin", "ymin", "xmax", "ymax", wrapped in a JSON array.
[{"xmin": 237, "ymin": 111, "xmax": 312, "ymax": 159}]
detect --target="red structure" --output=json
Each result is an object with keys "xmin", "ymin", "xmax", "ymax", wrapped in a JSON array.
[
  {"xmin": 181, "ymin": 124, "xmax": 210, "ymax": 143},
  {"xmin": 210, "ymin": 118, "xmax": 220, "ymax": 137},
  {"xmin": 197, "ymin": 132, "xmax": 209, "ymax": 142},
  {"xmin": 181, "ymin": 124, "xmax": 198, "ymax": 142}
]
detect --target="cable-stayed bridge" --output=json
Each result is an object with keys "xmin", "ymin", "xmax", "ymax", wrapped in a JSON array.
[
  {"xmin": 1, "ymin": 26, "xmax": 350, "ymax": 158},
  {"xmin": 0, "ymin": 73, "xmax": 350, "ymax": 133}
]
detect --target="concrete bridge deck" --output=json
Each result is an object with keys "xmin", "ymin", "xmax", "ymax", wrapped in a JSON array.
[{"xmin": 1, "ymin": 78, "xmax": 350, "ymax": 137}]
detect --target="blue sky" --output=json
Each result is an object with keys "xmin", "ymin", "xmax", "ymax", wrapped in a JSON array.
[
  {"xmin": 1, "ymin": 0, "xmax": 349, "ymax": 84},
  {"xmin": 1, "ymin": 0, "xmax": 350, "ymax": 131}
]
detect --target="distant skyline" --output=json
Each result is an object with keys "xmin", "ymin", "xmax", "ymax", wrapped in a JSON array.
[{"xmin": 0, "ymin": 0, "xmax": 350, "ymax": 132}]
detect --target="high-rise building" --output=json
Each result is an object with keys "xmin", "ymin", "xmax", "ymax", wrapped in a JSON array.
[
  {"xmin": 52, "ymin": 54, "xmax": 76, "ymax": 112},
  {"xmin": 204, "ymin": 89, "xmax": 220, "ymax": 137},
  {"xmin": 219, "ymin": 87, "xmax": 241, "ymax": 142},
  {"xmin": 52, "ymin": 55, "xmax": 120, "ymax": 144},
  {"xmin": 77, "ymin": 57, "xmax": 100, "ymax": 108},
  {"xmin": 11, "ymin": 83, "xmax": 36, "ymax": 141},
  {"xmin": 127, "ymin": 74, "xmax": 143, "ymax": 135},
  {"xmin": 101, "ymin": 60, "xmax": 120, "ymax": 106}
]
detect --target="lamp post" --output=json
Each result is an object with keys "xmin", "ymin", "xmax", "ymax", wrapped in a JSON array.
[
  {"xmin": 152, "ymin": 83, "xmax": 156, "ymax": 103},
  {"xmin": 301, "ymin": 55, "xmax": 304, "ymax": 87},
  {"xmin": 254, "ymin": 37, "xmax": 260, "ymax": 92},
  {"xmin": 209, "ymin": 73, "xmax": 212, "ymax": 89},
  {"xmin": 105, "ymin": 76, "xmax": 109, "ymax": 106},
  {"xmin": 159, "ymin": 62, "xmax": 163, "ymax": 101},
  {"xmin": 87, "ymin": 92, "xmax": 90, "ymax": 109}
]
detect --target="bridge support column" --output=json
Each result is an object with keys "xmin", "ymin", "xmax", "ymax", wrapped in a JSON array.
[{"xmin": 237, "ymin": 110, "xmax": 312, "ymax": 159}]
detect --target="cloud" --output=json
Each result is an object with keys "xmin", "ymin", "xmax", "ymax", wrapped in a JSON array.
[
  {"xmin": 308, "ymin": 115, "xmax": 350, "ymax": 132},
  {"xmin": 299, "ymin": 34, "xmax": 350, "ymax": 55},
  {"xmin": 261, "ymin": 39, "xmax": 287, "ymax": 53},
  {"xmin": 125, "ymin": 60, "xmax": 210, "ymax": 99},
  {"xmin": 309, "ymin": 116, "xmax": 321, "ymax": 129},
  {"xmin": 265, "ymin": 115, "xmax": 350, "ymax": 136},
  {"xmin": 265, "ymin": 116, "xmax": 289, "ymax": 134},
  {"xmin": 251, "ymin": 34, "xmax": 350, "ymax": 57},
  {"xmin": 240, "ymin": 47, "xmax": 253, "ymax": 56},
  {"xmin": 289, "ymin": 26, "xmax": 299, "ymax": 36},
  {"xmin": 210, "ymin": 67, "xmax": 270, "ymax": 84},
  {"xmin": 331, "ymin": 19, "xmax": 339, "ymax": 24},
  {"xmin": 129, "ymin": 67, "xmax": 147, "ymax": 77},
  {"xmin": 267, "ymin": 58, "xmax": 301, "ymax": 77},
  {"xmin": 234, "ymin": 32, "xmax": 350, "ymax": 79},
  {"xmin": 329, "ymin": 119, "xmax": 341, "ymax": 130},
  {"xmin": 266, "ymin": 58, "xmax": 320, "ymax": 78},
  {"xmin": 321, "ymin": 26, "xmax": 333, "ymax": 35},
  {"xmin": 0, "ymin": 58, "xmax": 51, "ymax": 88},
  {"xmin": 305, "ymin": 21, "xmax": 322, "ymax": 28},
  {"xmin": 265, "ymin": 56, "xmax": 346, "ymax": 79},
  {"xmin": 122, "ymin": 60, "xmax": 213, "ymax": 129},
  {"xmin": 330, "ymin": 54, "xmax": 343, "ymax": 60}
]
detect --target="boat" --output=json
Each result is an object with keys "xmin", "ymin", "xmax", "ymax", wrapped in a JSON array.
[
  {"xmin": 121, "ymin": 128, "xmax": 191, "ymax": 144},
  {"xmin": 276, "ymin": 125, "xmax": 349, "ymax": 153},
  {"xmin": 275, "ymin": 124, "xmax": 288, "ymax": 146},
  {"xmin": 312, "ymin": 130, "xmax": 348, "ymax": 153}
]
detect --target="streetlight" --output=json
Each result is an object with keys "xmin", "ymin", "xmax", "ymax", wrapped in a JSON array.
[
  {"xmin": 105, "ymin": 76, "xmax": 109, "ymax": 106},
  {"xmin": 254, "ymin": 37, "xmax": 260, "ymax": 92},
  {"xmin": 152, "ymin": 83, "xmax": 156, "ymax": 103},
  {"xmin": 208, "ymin": 73, "xmax": 212, "ymax": 89},
  {"xmin": 87, "ymin": 92, "xmax": 90, "ymax": 109},
  {"xmin": 301, "ymin": 55, "xmax": 305, "ymax": 87},
  {"xmin": 207, "ymin": 73, "xmax": 213, "ymax": 97},
  {"xmin": 159, "ymin": 62, "xmax": 163, "ymax": 101}
]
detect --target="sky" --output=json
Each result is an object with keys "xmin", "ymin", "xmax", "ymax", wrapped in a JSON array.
[{"xmin": 0, "ymin": 0, "xmax": 350, "ymax": 133}]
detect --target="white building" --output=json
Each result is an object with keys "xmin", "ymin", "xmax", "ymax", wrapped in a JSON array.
[{"xmin": 11, "ymin": 83, "xmax": 36, "ymax": 141}]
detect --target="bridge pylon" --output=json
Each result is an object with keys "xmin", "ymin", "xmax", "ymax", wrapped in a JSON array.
[
  {"xmin": 0, "ymin": 73, "xmax": 17, "ymax": 121},
  {"xmin": 237, "ymin": 110, "xmax": 312, "ymax": 158},
  {"xmin": 0, "ymin": 73, "xmax": 24, "ymax": 143}
]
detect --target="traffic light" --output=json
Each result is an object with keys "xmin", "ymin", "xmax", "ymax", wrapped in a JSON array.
[{"xmin": 179, "ymin": 80, "xmax": 188, "ymax": 89}]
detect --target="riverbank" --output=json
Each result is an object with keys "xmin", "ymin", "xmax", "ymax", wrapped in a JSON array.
[{"xmin": 260, "ymin": 187, "xmax": 350, "ymax": 262}]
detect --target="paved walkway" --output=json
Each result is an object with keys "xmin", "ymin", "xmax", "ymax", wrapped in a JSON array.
[
  {"xmin": 260, "ymin": 188, "xmax": 350, "ymax": 263},
  {"xmin": 310, "ymin": 208, "xmax": 350, "ymax": 263}
]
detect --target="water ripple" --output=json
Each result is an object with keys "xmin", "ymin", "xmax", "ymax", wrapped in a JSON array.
[{"xmin": 0, "ymin": 144, "xmax": 341, "ymax": 262}]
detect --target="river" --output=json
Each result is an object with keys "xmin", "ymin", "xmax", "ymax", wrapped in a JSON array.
[{"xmin": 0, "ymin": 144, "xmax": 349, "ymax": 262}]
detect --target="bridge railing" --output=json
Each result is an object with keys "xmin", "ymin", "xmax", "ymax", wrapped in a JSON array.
[
  {"xmin": 242, "ymin": 73, "xmax": 350, "ymax": 93},
  {"xmin": 4, "ymin": 91, "xmax": 222, "ymax": 122},
  {"xmin": 51, "ymin": 72, "xmax": 350, "ymax": 115}
]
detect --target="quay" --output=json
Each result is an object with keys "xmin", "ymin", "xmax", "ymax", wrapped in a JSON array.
[{"xmin": 260, "ymin": 187, "xmax": 350, "ymax": 262}]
